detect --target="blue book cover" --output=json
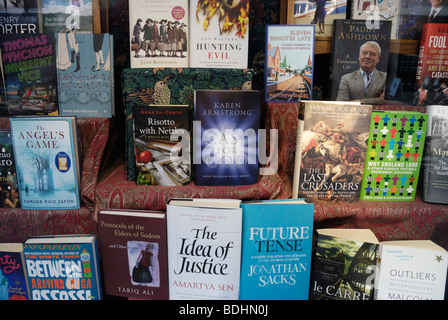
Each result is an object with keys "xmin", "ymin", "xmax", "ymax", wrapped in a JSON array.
[
  {"xmin": 240, "ymin": 199, "xmax": 314, "ymax": 300},
  {"xmin": 265, "ymin": 24, "xmax": 314, "ymax": 103},
  {"xmin": 9, "ymin": 116, "xmax": 81, "ymax": 210},
  {"xmin": 0, "ymin": 33, "xmax": 58, "ymax": 116},
  {"xmin": 0, "ymin": 243, "xmax": 30, "ymax": 300},
  {"xmin": 56, "ymin": 33, "xmax": 113, "ymax": 117},
  {"xmin": 23, "ymin": 235, "xmax": 102, "ymax": 300},
  {"xmin": 194, "ymin": 89, "xmax": 260, "ymax": 186}
]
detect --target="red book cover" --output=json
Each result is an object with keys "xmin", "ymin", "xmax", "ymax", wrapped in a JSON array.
[
  {"xmin": 415, "ymin": 23, "xmax": 448, "ymax": 106},
  {"xmin": 98, "ymin": 209, "xmax": 168, "ymax": 300}
]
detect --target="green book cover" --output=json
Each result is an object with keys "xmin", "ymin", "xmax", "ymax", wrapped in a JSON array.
[{"xmin": 360, "ymin": 111, "xmax": 428, "ymax": 201}]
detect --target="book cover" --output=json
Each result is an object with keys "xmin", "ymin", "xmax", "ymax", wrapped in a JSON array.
[
  {"xmin": 351, "ymin": 0, "xmax": 400, "ymax": 39},
  {"xmin": 41, "ymin": 0, "xmax": 94, "ymax": 33},
  {"xmin": 397, "ymin": 0, "xmax": 448, "ymax": 40},
  {"xmin": 359, "ymin": 111, "xmax": 428, "ymax": 201},
  {"xmin": 422, "ymin": 105, "xmax": 448, "ymax": 204},
  {"xmin": 0, "ymin": 50, "xmax": 5, "ymax": 104},
  {"xmin": 375, "ymin": 240, "xmax": 448, "ymax": 300},
  {"xmin": 414, "ymin": 23, "xmax": 448, "ymax": 107},
  {"xmin": 0, "ymin": 243, "xmax": 30, "ymax": 300},
  {"xmin": 1, "ymin": 33, "xmax": 58, "ymax": 116},
  {"xmin": 23, "ymin": 235, "xmax": 102, "ymax": 300},
  {"xmin": 309, "ymin": 229, "xmax": 379, "ymax": 300},
  {"xmin": 194, "ymin": 89, "xmax": 260, "ymax": 186},
  {"xmin": 129, "ymin": 0, "xmax": 189, "ymax": 68},
  {"xmin": 239, "ymin": 199, "xmax": 314, "ymax": 300},
  {"xmin": 166, "ymin": 198, "xmax": 242, "ymax": 300},
  {"xmin": 56, "ymin": 33, "xmax": 113, "ymax": 117},
  {"xmin": 293, "ymin": 0, "xmax": 347, "ymax": 37},
  {"xmin": 264, "ymin": 24, "xmax": 315, "ymax": 103},
  {"xmin": 331, "ymin": 19, "xmax": 392, "ymax": 104},
  {"xmin": 98, "ymin": 209, "xmax": 168, "ymax": 300},
  {"xmin": 0, "ymin": 130, "xmax": 19, "ymax": 208},
  {"xmin": 189, "ymin": 0, "xmax": 249, "ymax": 68},
  {"xmin": 122, "ymin": 67, "xmax": 255, "ymax": 181},
  {"xmin": 292, "ymin": 101, "xmax": 372, "ymax": 202},
  {"xmin": 0, "ymin": 0, "xmax": 40, "ymax": 34},
  {"xmin": 134, "ymin": 105, "xmax": 190, "ymax": 186},
  {"xmin": 9, "ymin": 116, "xmax": 81, "ymax": 210}
]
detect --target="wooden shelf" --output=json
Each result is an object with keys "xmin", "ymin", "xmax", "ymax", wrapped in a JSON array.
[{"xmin": 315, "ymin": 37, "xmax": 419, "ymax": 56}]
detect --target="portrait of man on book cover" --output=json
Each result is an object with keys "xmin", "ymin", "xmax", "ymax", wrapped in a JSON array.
[{"xmin": 336, "ymin": 41, "xmax": 387, "ymax": 105}]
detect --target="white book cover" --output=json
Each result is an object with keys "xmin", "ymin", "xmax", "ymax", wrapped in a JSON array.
[
  {"xmin": 129, "ymin": 0, "xmax": 189, "ymax": 68},
  {"xmin": 189, "ymin": 0, "xmax": 249, "ymax": 68},
  {"xmin": 166, "ymin": 200, "xmax": 242, "ymax": 300},
  {"xmin": 351, "ymin": 0, "xmax": 400, "ymax": 39},
  {"xmin": 375, "ymin": 241, "xmax": 448, "ymax": 300}
]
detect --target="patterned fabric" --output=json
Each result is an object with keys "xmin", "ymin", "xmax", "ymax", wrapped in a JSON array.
[
  {"xmin": 122, "ymin": 67, "xmax": 256, "ymax": 181},
  {"xmin": 0, "ymin": 118, "xmax": 110, "ymax": 242},
  {"xmin": 94, "ymin": 102, "xmax": 448, "ymax": 249}
]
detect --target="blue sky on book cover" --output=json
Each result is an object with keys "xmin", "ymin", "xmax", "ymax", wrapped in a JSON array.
[
  {"xmin": 10, "ymin": 117, "xmax": 80, "ymax": 209},
  {"xmin": 240, "ymin": 201, "xmax": 314, "ymax": 300}
]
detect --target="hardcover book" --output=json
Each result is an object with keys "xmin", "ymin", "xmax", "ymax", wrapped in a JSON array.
[
  {"xmin": 265, "ymin": 24, "xmax": 315, "ymax": 103},
  {"xmin": 1, "ymin": 33, "xmax": 58, "ymax": 116},
  {"xmin": 56, "ymin": 33, "xmax": 114, "ymax": 117},
  {"xmin": 292, "ymin": 101, "xmax": 372, "ymax": 202},
  {"xmin": 129, "ymin": 0, "xmax": 189, "ymax": 68},
  {"xmin": 133, "ymin": 105, "xmax": 190, "ymax": 186},
  {"xmin": 359, "ymin": 111, "xmax": 428, "ymax": 201},
  {"xmin": 414, "ymin": 23, "xmax": 448, "ymax": 106},
  {"xmin": 422, "ymin": 105, "xmax": 448, "ymax": 204},
  {"xmin": 292, "ymin": 0, "xmax": 347, "ymax": 37},
  {"xmin": 189, "ymin": 0, "xmax": 249, "ymax": 68},
  {"xmin": 0, "ymin": 0, "xmax": 40, "ymax": 34},
  {"xmin": 239, "ymin": 199, "xmax": 314, "ymax": 300},
  {"xmin": 121, "ymin": 67, "xmax": 255, "ymax": 181},
  {"xmin": 41, "ymin": 0, "xmax": 94, "ymax": 33},
  {"xmin": 375, "ymin": 240, "xmax": 448, "ymax": 300},
  {"xmin": 23, "ymin": 234, "xmax": 102, "ymax": 300},
  {"xmin": 98, "ymin": 209, "xmax": 168, "ymax": 300},
  {"xmin": 309, "ymin": 229, "xmax": 379, "ymax": 301},
  {"xmin": 0, "ymin": 243, "xmax": 30, "ymax": 300},
  {"xmin": 0, "ymin": 130, "xmax": 19, "ymax": 208},
  {"xmin": 166, "ymin": 198, "xmax": 242, "ymax": 300},
  {"xmin": 351, "ymin": 0, "xmax": 400, "ymax": 39},
  {"xmin": 194, "ymin": 89, "xmax": 260, "ymax": 186},
  {"xmin": 9, "ymin": 116, "xmax": 81, "ymax": 210},
  {"xmin": 331, "ymin": 19, "xmax": 392, "ymax": 104}
]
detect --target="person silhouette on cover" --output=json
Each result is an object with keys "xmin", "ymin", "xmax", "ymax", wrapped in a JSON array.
[{"xmin": 132, "ymin": 243, "xmax": 154, "ymax": 283}]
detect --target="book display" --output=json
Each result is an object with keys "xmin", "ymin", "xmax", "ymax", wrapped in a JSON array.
[{"xmin": 0, "ymin": 0, "xmax": 447, "ymax": 305}]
